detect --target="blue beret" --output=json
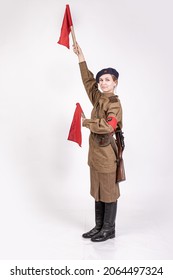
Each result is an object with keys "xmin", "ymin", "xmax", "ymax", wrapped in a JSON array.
[{"xmin": 96, "ymin": 67, "xmax": 119, "ymax": 83}]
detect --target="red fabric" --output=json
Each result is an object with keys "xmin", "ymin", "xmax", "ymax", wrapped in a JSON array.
[
  {"xmin": 67, "ymin": 103, "xmax": 83, "ymax": 147},
  {"xmin": 106, "ymin": 116, "xmax": 117, "ymax": 130},
  {"xmin": 57, "ymin": 5, "xmax": 73, "ymax": 49}
]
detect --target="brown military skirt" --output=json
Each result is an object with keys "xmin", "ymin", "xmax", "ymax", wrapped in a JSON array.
[{"xmin": 90, "ymin": 167, "xmax": 120, "ymax": 203}]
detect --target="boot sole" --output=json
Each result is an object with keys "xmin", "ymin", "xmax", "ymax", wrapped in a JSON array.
[
  {"xmin": 82, "ymin": 230, "xmax": 101, "ymax": 239},
  {"xmin": 91, "ymin": 232, "xmax": 115, "ymax": 242}
]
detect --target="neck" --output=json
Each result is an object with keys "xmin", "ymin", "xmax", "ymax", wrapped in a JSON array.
[{"xmin": 103, "ymin": 91, "xmax": 115, "ymax": 96}]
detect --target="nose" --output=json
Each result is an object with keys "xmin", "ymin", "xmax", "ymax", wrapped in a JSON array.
[{"xmin": 100, "ymin": 80, "xmax": 106, "ymax": 85}]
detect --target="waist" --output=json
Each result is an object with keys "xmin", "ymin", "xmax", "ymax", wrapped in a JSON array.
[{"xmin": 91, "ymin": 132, "xmax": 114, "ymax": 147}]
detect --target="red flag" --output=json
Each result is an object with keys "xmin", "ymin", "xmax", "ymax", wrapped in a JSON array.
[
  {"xmin": 67, "ymin": 103, "xmax": 83, "ymax": 147},
  {"xmin": 58, "ymin": 5, "xmax": 73, "ymax": 49}
]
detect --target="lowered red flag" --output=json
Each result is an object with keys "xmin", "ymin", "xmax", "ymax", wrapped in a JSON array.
[
  {"xmin": 58, "ymin": 4, "xmax": 73, "ymax": 49},
  {"xmin": 67, "ymin": 103, "xmax": 83, "ymax": 147}
]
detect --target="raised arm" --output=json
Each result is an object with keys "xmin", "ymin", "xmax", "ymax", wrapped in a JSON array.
[{"xmin": 73, "ymin": 43, "xmax": 101, "ymax": 105}]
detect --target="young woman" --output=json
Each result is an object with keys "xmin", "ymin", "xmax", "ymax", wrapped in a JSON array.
[{"xmin": 73, "ymin": 43, "xmax": 123, "ymax": 242}]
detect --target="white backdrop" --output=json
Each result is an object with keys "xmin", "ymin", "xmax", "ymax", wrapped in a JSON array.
[{"xmin": 0, "ymin": 0, "xmax": 173, "ymax": 259}]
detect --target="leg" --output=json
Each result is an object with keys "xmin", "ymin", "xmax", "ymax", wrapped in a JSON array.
[
  {"xmin": 91, "ymin": 200, "xmax": 117, "ymax": 242},
  {"xmin": 82, "ymin": 201, "xmax": 105, "ymax": 238}
]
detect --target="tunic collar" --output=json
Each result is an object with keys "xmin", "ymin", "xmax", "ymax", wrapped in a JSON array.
[{"xmin": 102, "ymin": 92, "xmax": 115, "ymax": 98}]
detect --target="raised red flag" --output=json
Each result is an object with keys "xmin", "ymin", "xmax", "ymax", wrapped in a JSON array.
[
  {"xmin": 67, "ymin": 103, "xmax": 83, "ymax": 147},
  {"xmin": 58, "ymin": 5, "xmax": 73, "ymax": 49}
]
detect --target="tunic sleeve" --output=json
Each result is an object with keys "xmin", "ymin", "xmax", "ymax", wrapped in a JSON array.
[
  {"xmin": 79, "ymin": 61, "xmax": 101, "ymax": 106},
  {"xmin": 83, "ymin": 99, "xmax": 123, "ymax": 134}
]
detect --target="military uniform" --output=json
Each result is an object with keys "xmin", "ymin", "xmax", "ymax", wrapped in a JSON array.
[{"xmin": 79, "ymin": 61, "xmax": 123, "ymax": 203}]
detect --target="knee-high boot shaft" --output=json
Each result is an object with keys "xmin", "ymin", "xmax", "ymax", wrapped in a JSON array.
[
  {"xmin": 103, "ymin": 201, "xmax": 117, "ymax": 229},
  {"xmin": 91, "ymin": 201, "xmax": 117, "ymax": 242},
  {"xmin": 82, "ymin": 201, "xmax": 105, "ymax": 238},
  {"xmin": 95, "ymin": 201, "xmax": 105, "ymax": 229}
]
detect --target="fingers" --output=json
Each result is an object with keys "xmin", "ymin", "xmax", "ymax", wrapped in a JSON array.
[
  {"xmin": 73, "ymin": 44, "xmax": 78, "ymax": 54},
  {"xmin": 72, "ymin": 42, "xmax": 85, "ymax": 62},
  {"xmin": 82, "ymin": 117, "xmax": 86, "ymax": 125},
  {"xmin": 73, "ymin": 42, "xmax": 81, "ymax": 55}
]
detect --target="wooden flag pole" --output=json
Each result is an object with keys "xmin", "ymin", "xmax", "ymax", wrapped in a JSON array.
[
  {"xmin": 70, "ymin": 26, "xmax": 78, "ymax": 53},
  {"xmin": 81, "ymin": 112, "xmax": 86, "ymax": 118}
]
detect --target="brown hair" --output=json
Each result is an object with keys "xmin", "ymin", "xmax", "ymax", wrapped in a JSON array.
[
  {"xmin": 111, "ymin": 75, "xmax": 118, "ymax": 81},
  {"xmin": 111, "ymin": 75, "xmax": 118, "ymax": 87}
]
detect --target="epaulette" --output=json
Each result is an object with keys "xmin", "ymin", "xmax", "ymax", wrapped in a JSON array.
[{"xmin": 109, "ymin": 95, "xmax": 119, "ymax": 103}]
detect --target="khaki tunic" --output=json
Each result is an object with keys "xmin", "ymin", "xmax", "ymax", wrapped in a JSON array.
[{"xmin": 79, "ymin": 61, "xmax": 123, "ymax": 203}]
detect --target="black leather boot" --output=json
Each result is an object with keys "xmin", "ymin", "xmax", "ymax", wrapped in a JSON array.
[
  {"xmin": 91, "ymin": 201, "xmax": 117, "ymax": 242},
  {"xmin": 82, "ymin": 201, "xmax": 105, "ymax": 238}
]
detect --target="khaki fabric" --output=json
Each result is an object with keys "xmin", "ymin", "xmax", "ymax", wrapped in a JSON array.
[
  {"xmin": 79, "ymin": 61, "xmax": 123, "ymax": 202},
  {"xmin": 90, "ymin": 168, "xmax": 120, "ymax": 203}
]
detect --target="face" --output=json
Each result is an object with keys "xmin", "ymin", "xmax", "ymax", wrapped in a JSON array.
[{"xmin": 98, "ymin": 74, "xmax": 117, "ymax": 93}]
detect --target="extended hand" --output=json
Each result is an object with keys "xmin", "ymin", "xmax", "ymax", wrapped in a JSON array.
[{"xmin": 73, "ymin": 42, "xmax": 85, "ymax": 62}]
